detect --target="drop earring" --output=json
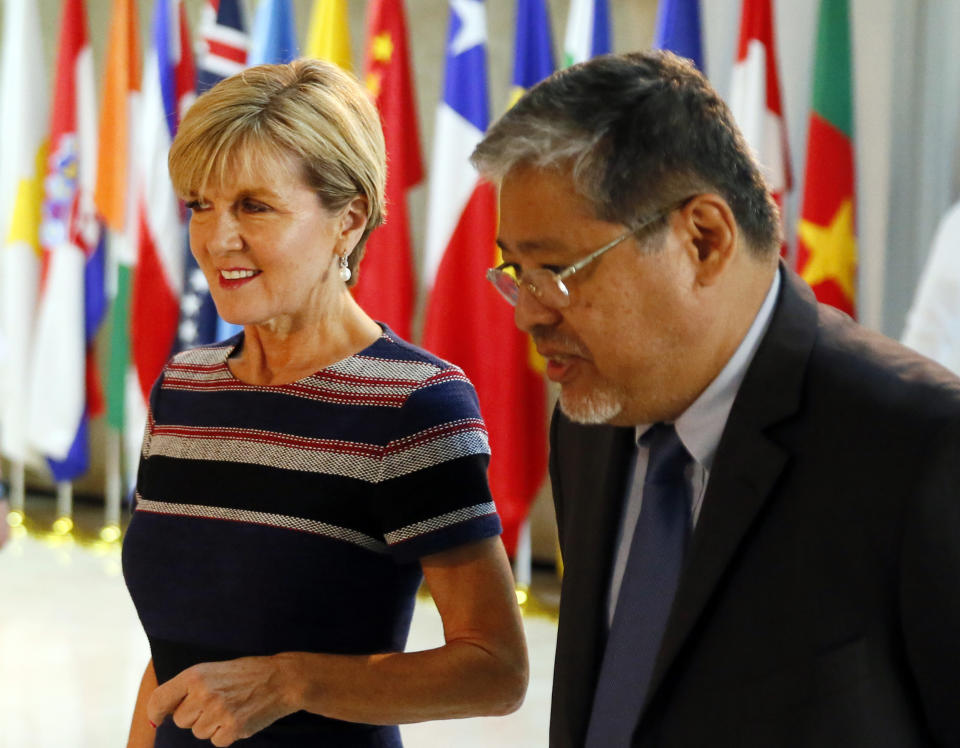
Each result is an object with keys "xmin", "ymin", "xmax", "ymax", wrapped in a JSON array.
[{"xmin": 339, "ymin": 254, "xmax": 351, "ymax": 283}]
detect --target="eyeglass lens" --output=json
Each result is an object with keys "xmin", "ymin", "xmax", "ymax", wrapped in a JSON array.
[{"xmin": 486, "ymin": 267, "xmax": 572, "ymax": 309}]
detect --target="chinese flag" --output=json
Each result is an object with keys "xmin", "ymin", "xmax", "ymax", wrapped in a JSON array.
[{"xmin": 357, "ymin": 0, "xmax": 423, "ymax": 341}]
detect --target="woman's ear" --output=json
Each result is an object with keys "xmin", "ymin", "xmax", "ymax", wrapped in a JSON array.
[
  {"xmin": 338, "ymin": 196, "xmax": 370, "ymax": 252},
  {"xmin": 676, "ymin": 193, "xmax": 737, "ymax": 286}
]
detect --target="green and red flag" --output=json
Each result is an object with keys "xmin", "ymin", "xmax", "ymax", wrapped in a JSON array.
[{"xmin": 796, "ymin": 0, "xmax": 857, "ymax": 317}]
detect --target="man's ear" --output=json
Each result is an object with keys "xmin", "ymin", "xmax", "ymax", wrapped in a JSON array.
[{"xmin": 676, "ymin": 193, "xmax": 737, "ymax": 286}]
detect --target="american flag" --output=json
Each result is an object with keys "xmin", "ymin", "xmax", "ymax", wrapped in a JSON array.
[{"xmin": 175, "ymin": 0, "xmax": 248, "ymax": 350}]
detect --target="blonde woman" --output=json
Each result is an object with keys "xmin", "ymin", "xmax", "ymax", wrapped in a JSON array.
[{"xmin": 122, "ymin": 59, "xmax": 527, "ymax": 748}]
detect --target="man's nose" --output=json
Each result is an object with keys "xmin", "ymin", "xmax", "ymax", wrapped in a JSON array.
[{"xmin": 513, "ymin": 285, "xmax": 562, "ymax": 334}]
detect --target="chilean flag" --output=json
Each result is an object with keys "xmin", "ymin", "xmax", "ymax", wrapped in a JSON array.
[
  {"xmin": 130, "ymin": 0, "xmax": 195, "ymax": 405},
  {"xmin": 27, "ymin": 0, "xmax": 106, "ymax": 481},
  {"xmin": 422, "ymin": 0, "xmax": 546, "ymax": 556},
  {"xmin": 729, "ymin": 0, "xmax": 792, "ymax": 256}
]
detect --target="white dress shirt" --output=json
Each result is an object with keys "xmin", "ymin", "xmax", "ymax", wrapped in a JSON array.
[{"xmin": 607, "ymin": 269, "xmax": 782, "ymax": 625}]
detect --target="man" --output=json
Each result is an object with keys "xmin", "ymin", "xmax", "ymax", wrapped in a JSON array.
[{"xmin": 473, "ymin": 51, "xmax": 960, "ymax": 747}]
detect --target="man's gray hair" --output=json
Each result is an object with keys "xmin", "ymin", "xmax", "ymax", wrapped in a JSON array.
[{"xmin": 471, "ymin": 51, "xmax": 781, "ymax": 257}]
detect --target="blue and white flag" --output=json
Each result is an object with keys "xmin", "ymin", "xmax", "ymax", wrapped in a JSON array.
[
  {"xmin": 512, "ymin": 0, "xmax": 554, "ymax": 101},
  {"xmin": 249, "ymin": 0, "xmax": 299, "ymax": 66},
  {"xmin": 653, "ymin": 0, "xmax": 704, "ymax": 71},
  {"xmin": 563, "ymin": 0, "xmax": 611, "ymax": 67}
]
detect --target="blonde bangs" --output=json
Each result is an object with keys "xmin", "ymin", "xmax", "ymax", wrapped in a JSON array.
[{"xmin": 168, "ymin": 59, "xmax": 387, "ymax": 284}]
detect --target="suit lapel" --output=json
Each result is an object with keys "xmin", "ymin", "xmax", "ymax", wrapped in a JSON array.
[
  {"xmin": 552, "ymin": 415, "xmax": 636, "ymax": 744},
  {"xmin": 644, "ymin": 267, "xmax": 820, "ymax": 711}
]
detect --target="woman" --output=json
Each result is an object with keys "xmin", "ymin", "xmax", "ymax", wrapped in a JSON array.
[{"xmin": 122, "ymin": 59, "xmax": 527, "ymax": 748}]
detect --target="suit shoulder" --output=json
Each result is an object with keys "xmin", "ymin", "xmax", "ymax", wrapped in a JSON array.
[{"xmin": 810, "ymin": 306, "xmax": 960, "ymax": 421}]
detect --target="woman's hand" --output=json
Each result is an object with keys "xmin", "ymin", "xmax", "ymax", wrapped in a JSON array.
[
  {"xmin": 147, "ymin": 656, "xmax": 296, "ymax": 747},
  {"xmin": 145, "ymin": 537, "xmax": 528, "ymax": 738}
]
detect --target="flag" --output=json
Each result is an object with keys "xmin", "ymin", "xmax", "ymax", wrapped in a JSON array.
[
  {"xmin": 215, "ymin": 0, "xmax": 300, "ymax": 341},
  {"xmin": 653, "ymin": 0, "xmax": 703, "ymax": 70},
  {"xmin": 563, "ymin": 0, "xmax": 611, "ymax": 67},
  {"xmin": 249, "ymin": 0, "xmax": 299, "ymax": 66},
  {"xmin": 729, "ymin": 0, "xmax": 791, "ymax": 256},
  {"xmin": 355, "ymin": 0, "xmax": 423, "ymax": 340},
  {"xmin": 796, "ymin": 0, "xmax": 857, "ymax": 317},
  {"xmin": 510, "ymin": 0, "xmax": 554, "ymax": 105},
  {"xmin": 178, "ymin": 0, "xmax": 249, "ymax": 350},
  {"xmin": 95, "ymin": 0, "xmax": 141, "ymax": 448},
  {"xmin": 130, "ymin": 0, "xmax": 196, "ymax": 412},
  {"xmin": 422, "ymin": 0, "xmax": 547, "ymax": 557},
  {"xmin": 0, "ymin": 0, "xmax": 48, "ymax": 463},
  {"xmin": 27, "ymin": 0, "xmax": 106, "ymax": 481},
  {"xmin": 306, "ymin": 0, "xmax": 354, "ymax": 70},
  {"xmin": 902, "ymin": 201, "xmax": 960, "ymax": 375},
  {"xmin": 196, "ymin": 0, "xmax": 248, "ymax": 91}
]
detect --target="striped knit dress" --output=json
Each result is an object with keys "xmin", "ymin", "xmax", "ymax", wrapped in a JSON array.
[{"xmin": 122, "ymin": 326, "xmax": 501, "ymax": 747}]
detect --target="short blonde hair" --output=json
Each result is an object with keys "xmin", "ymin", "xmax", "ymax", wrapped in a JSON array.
[{"xmin": 169, "ymin": 58, "xmax": 386, "ymax": 284}]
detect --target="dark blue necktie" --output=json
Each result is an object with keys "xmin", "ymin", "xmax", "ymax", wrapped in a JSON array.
[{"xmin": 585, "ymin": 423, "xmax": 692, "ymax": 747}]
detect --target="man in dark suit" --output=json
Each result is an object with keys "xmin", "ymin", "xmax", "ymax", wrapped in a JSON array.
[{"xmin": 472, "ymin": 51, "xmax": 960, "ymax": 747}]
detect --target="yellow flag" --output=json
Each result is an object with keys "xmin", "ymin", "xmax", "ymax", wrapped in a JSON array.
[{"xmin": 305, "ymin": 0, "xmax": 353, "ymax": 71}]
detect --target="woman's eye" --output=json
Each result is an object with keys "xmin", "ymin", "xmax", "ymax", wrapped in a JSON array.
[
  {"xmin": 184, "ymin": 200, "xmax": 209, "ymax": 211},
  {"xmin": 242, "ymin": 200, "xmax": 269, "ymax": 213}
]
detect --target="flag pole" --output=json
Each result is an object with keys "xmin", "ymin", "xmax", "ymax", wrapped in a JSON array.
[
  {"xmin": 54, "ymin": 481, "xmax": 74, "ymax": 534},
  {"xmin": 9, "ymin": 459, "xmax": 26, "ymax": 514},
  {"xmin": 514, "ymin": 518, "xmax": 532, "ymax": 606},
  {"xmin": 104, "ymin": 427, "xmax": 122, "ymax": 534}
]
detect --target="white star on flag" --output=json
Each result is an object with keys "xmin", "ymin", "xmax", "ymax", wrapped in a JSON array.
[{"xmin": 449, "ymin": 0, "xmax": 485, "ymax": 56}]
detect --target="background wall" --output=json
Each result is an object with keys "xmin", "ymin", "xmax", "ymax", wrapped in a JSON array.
[{"xmin": 5, "ymin": 0, "xmax": 959, "ymax": 560}]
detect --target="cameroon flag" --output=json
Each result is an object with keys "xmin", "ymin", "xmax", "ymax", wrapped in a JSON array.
[{"xmin": 796, "ymin": 0, "xmax": 857, "ymax": 317}]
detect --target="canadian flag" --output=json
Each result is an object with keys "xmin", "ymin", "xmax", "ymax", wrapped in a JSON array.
[{"xmin": 729, "ymin": 0, "xmax": 792, "ymax": 256}]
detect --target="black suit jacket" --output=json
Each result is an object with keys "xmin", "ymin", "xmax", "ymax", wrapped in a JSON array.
[{"xmin": 549, "ymin": 268, "xmax": 960, "ymax": 747}]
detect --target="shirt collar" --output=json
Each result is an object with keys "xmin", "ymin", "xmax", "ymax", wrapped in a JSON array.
[{"xmin": 635, "ymin": 268, "xmax": 781, "ymax": 470}]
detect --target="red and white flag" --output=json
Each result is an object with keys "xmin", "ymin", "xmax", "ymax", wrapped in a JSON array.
[
  {"xmin": 729, "ymin": 0, "xmax": 792, "ymax": 255},
  {"xmin": 422, "ymin": 0, "xmax": 547, "ymax": 557},
  {"xmin": 27, "ymin": 0, "xmax": 105, "ymax": 479},
  {"xmin": 356, "ymin": 0, "xmax": 423, "ymax": 340},
  {"xmin": 130, "ymin": 0, "xmax": 196, "ymax": 413}
]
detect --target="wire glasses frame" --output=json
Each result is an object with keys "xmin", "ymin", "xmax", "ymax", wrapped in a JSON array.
[{"xmin": 486, "ymin": 204, "xmax": 679, "ymax": 309}]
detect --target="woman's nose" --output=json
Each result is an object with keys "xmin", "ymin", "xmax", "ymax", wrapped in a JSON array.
[{"xmin": 207, "ymin": 212, "xmax": 243, "ymax": 255}]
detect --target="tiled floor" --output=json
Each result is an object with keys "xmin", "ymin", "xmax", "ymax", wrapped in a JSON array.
[{"xmin": 0, "ymin": 499, "xmax": 559, "ymax": 748}]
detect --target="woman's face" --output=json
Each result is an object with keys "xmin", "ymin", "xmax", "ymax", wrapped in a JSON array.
[{"xmin": 186, "ymin": 150, "xmax": 363, "ymax": 332}]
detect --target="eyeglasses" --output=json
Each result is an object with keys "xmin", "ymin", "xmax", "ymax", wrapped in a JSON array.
[{"xmin": 486, "ymin": 204, "xmax": 679, "ymax": 309}]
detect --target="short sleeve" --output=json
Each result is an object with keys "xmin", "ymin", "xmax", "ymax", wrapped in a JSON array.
[
  {"xmin": 133, "ymin": 370, "xmax": 167, "ymax": 511},
  {"xmin": 377, "ymin": 368, "xmax": 501, "ymax": 562}
]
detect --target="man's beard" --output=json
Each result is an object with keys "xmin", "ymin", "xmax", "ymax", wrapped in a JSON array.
[
  {"xmin": 532, "ymin": 325, "xmax": 626, "ymax": 425},
  {"xmin": 557, "ymin": 384, "xmax": 623, "ymax": 424}
]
